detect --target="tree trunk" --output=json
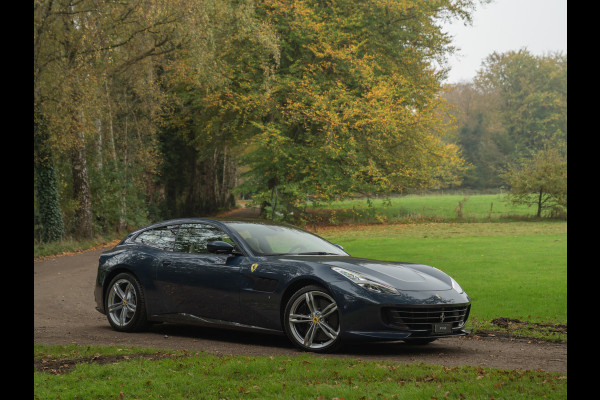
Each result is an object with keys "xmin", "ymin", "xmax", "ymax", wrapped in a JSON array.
[
  {"xmin": 95, "ymin": 117, "xmax": 103, "ymax": 170},
  {"xmin": 119, "ymin": 111, "xmax": 129, "ymax": 231},
  {"xmin": 537, "ymin": 189, "xmax": 543, "ymax": 218},
  {"xmin": 105, "ymin": 78, "xmax": 118, "ymax": 163},
  {"xmin": 71, "ymin": 131, "xmax": 94, "ymax": 239}
]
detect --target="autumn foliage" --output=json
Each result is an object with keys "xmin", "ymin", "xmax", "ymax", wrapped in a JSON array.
[
  {"xmin": 238, "ymin": 0, "xmax": 472, "ymax": 216},
  {"xmin": 35, "ymin": 0, "xmax": 479, "ymax": 240}
]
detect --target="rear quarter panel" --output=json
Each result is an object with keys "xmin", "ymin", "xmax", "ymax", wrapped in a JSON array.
[{"xmin": 96, "ymin": 244, "xmax": 165, "ymax": 316}]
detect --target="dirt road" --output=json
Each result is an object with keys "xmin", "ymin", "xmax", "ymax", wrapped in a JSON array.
[{"xmin": 33, "ymin": 246, "xmax": 567, "ymax": 373}]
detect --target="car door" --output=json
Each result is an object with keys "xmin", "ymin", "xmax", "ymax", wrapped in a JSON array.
[{"xmin": 155, "ymin": 223, "xmax": 242, "ymax": 322}]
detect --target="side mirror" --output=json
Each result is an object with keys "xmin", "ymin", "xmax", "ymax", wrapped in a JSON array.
[
  {"xmin": 207, "ymin": 241, "xmax": 235, "ymax": 254},
  {"xmin": 333, "ymin": 244, "xmax": 344, "ymax": 251}
]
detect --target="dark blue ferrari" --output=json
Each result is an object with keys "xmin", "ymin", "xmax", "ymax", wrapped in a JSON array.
[{"xmin": 94, "ymin": 218, "xmax": 471, "ymax": 352}]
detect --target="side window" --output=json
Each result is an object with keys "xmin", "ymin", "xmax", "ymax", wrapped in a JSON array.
[
  {"xmin": 174, "ymin": 223, "xmax": 237, "ymax": 254},
  {"xmin": 134, "ymin": 225, "xmax": 178, "ymax": 251}
]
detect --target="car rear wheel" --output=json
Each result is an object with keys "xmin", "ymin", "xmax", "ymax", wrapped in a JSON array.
[
  {"xmin": 105, "ymin": 272, "xmax": 148, "ymax": 332},
  {"xmin": 284, "ymin": 285, "xmax": 342, "ymax": 353}
]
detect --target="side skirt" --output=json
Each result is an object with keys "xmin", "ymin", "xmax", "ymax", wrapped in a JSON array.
[{"xmin": 149, "ymin": 313, "xmax": 284, "ymax": 335}]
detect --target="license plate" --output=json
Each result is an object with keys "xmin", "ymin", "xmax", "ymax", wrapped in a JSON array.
[{"xmin": 433, "ymin": 323, "xmax": 452, "ymax": 334}]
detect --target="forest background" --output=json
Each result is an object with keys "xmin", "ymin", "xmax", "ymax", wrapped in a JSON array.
[{"xmin": 33, "ymin": 0, "xmax": 567, "ymax": 244}]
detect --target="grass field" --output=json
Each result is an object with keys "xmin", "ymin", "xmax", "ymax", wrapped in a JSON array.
[
  {"xmin": 313, "ymin": 193, "xmax": 547, "ymax": 224},
  {"xmin": 34, "ymin": 345, "xmax": 567, "ymax": 400}
]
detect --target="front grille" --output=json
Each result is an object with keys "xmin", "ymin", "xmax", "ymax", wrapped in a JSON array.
[{"xmin": 382, "ymin": 304, "xmax": 470, "ymax": 333}]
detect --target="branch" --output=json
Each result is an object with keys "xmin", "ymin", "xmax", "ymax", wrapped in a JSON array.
[
  {"xmin": 115, "ymin": 37, "xmax": 175, "ymax": 72},
  {"xmin": 80, "ymin": 15, "xmax": 180, "ymax": 55}
]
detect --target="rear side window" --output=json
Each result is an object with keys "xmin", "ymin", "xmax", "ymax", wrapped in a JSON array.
[
  {"xmin": 174, "ymin": 223, "xmax": 237, "ymax": 254},
  {"xmin": 134, "ymin": 225, "xmax": 178, "ymax": 251}
]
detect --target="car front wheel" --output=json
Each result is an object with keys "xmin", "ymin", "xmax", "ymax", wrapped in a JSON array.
[
  {"xmin": 284, "ymin": 285, "xmax": 342, "ymax": 353},
  {"xmin": 105, "ymin": 272, "xmax": 148, "ymax": 332}
]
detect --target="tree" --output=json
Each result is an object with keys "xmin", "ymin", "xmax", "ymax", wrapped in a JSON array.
[
  {"xmin": 443, "ymin": 82, "xmax": 506, "ymax": 189},
  {"xmin": 443, "ymin": 50, "xmax": 567, "ymax": 191},
  {"xmin": 34, "ymin": 0, "xmax": 186, "ymax": 239},
  {"xmin": 239, "ymin": 0, "xmax": 478, "ymax": 218},
  {"xmin": 157, "ymin": 0, "xmax": 280, "ymax": 217},
  {"xmin": 475, "ymin": 49, "xmax": 567, "ymax": 160},
  {"xmin": 34, "ymin": 0, "xmax": 486, "ymax": 236},
  {"xmin": 504, "ymin": 146, "xmax": 566, "ymax": 218}
]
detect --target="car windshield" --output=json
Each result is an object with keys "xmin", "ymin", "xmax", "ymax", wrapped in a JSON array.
[{"xmin": 224, "ymin": 222, "xmax": 348, "ymax": 256}]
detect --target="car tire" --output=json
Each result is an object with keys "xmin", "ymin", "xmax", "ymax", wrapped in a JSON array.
[
  {"xmin": 283, "ymin": 285, "xmax": 342, "ymax": 353},
  {"xmin": 105, "ymin": 272, "xmax": 148, "ymax": 332}
]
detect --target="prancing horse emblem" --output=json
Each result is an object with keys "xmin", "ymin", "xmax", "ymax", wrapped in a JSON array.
[
  {"xmin": 251, "ymin": 263, "xmax": 258, "ymax": 273},
  {"xmin": 440, "ymin": 312, "xmax": 446, "ymax": 323}
]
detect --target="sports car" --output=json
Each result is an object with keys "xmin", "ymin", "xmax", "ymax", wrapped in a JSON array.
[{"xmin": 94, "ymin": 218, "xmax": 471, "ymax": 352}]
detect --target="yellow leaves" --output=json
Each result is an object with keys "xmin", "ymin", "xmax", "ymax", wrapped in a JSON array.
[
  {"xmin": 240, "ymin": 0, "xmax": 474, "ymax": 201},
  {"xmin": 305, "ymin": 41, "xmax": 357, "ymax": 65}
]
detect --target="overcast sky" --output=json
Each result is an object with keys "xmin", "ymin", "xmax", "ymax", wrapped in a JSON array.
[{"xmin": 440, "ymin": 0, "xmax": 567, "ymax": 83}]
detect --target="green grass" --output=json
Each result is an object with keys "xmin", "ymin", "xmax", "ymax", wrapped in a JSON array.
[
  {"xmin": 314, "ymin": 193, "xmax": 548, "ymax": 224},
  {"xmin": 34, "ymin": 344, "xmax": 567, "ymax": 400},
  {"xmin": 318, "ymin": 221, "xmax": 567, "ymax": 342},
  {"xmin": 34, "ymin": 232, "xmax": 124, "ymax": 260}
]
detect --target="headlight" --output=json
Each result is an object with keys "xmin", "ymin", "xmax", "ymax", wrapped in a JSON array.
[
  {"xmin": 451, "ymin": 278, "xmax": 464, "ymax": 294},
  {"xmin": 332, "ymin": 267, "xmax": 399, "ymax": 295}
]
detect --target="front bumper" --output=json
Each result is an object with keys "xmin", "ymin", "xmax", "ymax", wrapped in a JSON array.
[
  {"xmin": 328, "ymin": 280, "xmax": 471, "ymax": 342},
  {"xmin": 342, "ymin": 329, "xmax": 469, "ymax": 341}
]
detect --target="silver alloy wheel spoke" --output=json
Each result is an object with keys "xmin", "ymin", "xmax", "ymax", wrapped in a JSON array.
[
  {"xmin": 120, "ymin": 306, "xmax": 128, "ymax": 325},
  {"xmin": 318, "ymin": 321, "xmax": 338, "ymax": 340},
  {"xmin": 108, "ymin": 303, "xmax": 123, "ymax": 313},
  {"xmin": 114, "ymin": 284, "xmax": 125, "ymax": 301},
  {"xmin": 289, "ymin": 313, "xmax": 312, "ymax": 323},
  {"xmin": 321, "ymin": 303, "xmax": 337, "ymax": 318},
  {"xmin": 304, "ymin": 323, "xmax": 317, "ymax": 347},
  {"xmin": 305, "ymin": 292, "xmax": 316, "ymax": 313},
  {"xmin": 124, "ymin": 283, "xmax": 133, "ymax": 301}
]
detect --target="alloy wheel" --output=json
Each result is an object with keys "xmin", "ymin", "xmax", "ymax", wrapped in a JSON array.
[
  {"xmin": 287, "ymin": 289, "xmax": 340, "ymax": 351},
  {"xmin": 107, "ymin": 278, "xmax": 138, "ymax": 328}
]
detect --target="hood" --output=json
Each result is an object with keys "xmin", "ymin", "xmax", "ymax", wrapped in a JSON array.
[
  {"xmin": 326, "ymin": 257, "xmax": 452, "ymax": 291},
  {"xmin": 278, "ymin": 256, "xmax": 453, "ymax": 291}
]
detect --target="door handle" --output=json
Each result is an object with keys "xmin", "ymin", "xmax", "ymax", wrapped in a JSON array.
[{"xmin": 162, "ymin": 260, "xmax": 172, "ymax": 267}]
